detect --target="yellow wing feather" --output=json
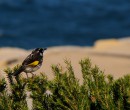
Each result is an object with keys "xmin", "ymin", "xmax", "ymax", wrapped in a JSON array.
[{"xmin": 28, "ymin": 61, "xmax": 39, "ymax": 66}]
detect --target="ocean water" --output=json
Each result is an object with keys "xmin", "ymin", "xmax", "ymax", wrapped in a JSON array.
[{"xmin": 0, "ymin": 0, "xmax": 130, "ymax": 49}]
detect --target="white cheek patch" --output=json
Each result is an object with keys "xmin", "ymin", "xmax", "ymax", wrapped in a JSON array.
[{"xmin": 40, "ymin": 52, "xmax": 43, "ymax": 56}]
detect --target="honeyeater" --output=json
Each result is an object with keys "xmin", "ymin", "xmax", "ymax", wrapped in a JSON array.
[{"xmin": 13, "ymin": 48, "xmax": 47, "ymax": 77}]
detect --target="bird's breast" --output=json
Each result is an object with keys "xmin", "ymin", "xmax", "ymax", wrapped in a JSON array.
[{"xmin": 24, "ymin": 64, "xmax": 42, "ymax": 73}]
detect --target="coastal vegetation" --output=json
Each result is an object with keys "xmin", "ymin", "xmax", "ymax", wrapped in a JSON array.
[{"xmin": 0, "ymin": 58, "xmax": 130, "ymax": 110}]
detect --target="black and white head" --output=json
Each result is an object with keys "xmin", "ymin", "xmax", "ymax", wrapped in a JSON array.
[{"xmin": 32, "ymin": 48, "xmax": 47, "ymax": 56}]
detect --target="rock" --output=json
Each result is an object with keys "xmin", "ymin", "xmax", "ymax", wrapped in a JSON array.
[{"xmin": 94, "ymin": 39, "xmax": 123, "ymax": 50}]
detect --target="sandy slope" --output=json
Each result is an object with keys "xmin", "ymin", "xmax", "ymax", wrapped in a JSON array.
[{"xmin": 0, "ymin": 38, "xmax": 130, "ymax": 82}]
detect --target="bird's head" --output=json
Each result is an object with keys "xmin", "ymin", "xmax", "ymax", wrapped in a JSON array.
[{"xmin": 32, "ymin": 48, "xmax": 47, "ymax": 53}]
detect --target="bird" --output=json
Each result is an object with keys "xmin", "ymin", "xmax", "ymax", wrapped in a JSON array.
[{"xmin": 13, "ymin": 48, "xmax": 47, "ymax": 77}]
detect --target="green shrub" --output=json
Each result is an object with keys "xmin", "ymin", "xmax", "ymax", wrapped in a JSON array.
[{"xmin": 0, "ymin": 58, "xmax": 130, "ymax": 110}]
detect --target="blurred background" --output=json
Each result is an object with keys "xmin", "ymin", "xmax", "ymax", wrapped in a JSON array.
[{"xmin": 0, "ymin": 0, "xmax": 130, "ymax": 49}]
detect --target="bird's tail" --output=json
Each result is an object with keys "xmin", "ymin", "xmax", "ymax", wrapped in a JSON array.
[{"xmin": 13, "ymin": 66, "xmax": 24, "ymax": 76}]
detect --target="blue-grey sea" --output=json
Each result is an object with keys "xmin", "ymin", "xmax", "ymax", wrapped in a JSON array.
[{"xmin": 0, "ymin": 0, "xmax": 130, "ymax": 49}]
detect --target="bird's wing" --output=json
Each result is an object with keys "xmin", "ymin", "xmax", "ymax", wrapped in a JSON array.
[{"xmin": 22, "ymin": 53, "xmax": 39, "ymax": 66}]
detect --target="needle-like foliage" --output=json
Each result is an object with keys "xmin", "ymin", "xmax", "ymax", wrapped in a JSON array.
[{"xmin": 0, "ymin": 58, "xmax": 130, "ymax": 110}]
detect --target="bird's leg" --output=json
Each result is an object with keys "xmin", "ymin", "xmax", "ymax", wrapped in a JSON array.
[
  {"xmin": 31, "ymin": 72, "xmax": 35, "ymax": 78},
  {"xmin": 26, "ymin": 72, "xmax": 29, "ymax": 78}
]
